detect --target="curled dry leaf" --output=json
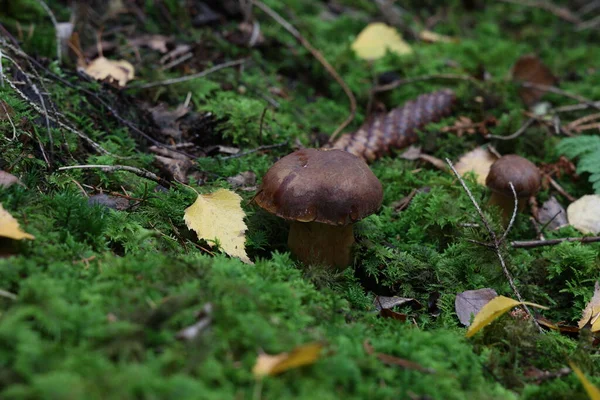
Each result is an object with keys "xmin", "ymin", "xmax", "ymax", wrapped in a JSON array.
[
  {"xmin": 351, "ymin": 22, "xmax": 412, "ymax": 60},
  {"xmin": 252, "ymin": 343, "xmax": 323, "ymax": 378},
  {"xmin": 578, "ymin": 282, "xmax": 600, "ymax": 332},
  {"xmin": 567, "ymin": 195, "xmax": 600, "ymax": 234},
  {"xmin": 0, "ymin": 204, "xmax": 34, "ymax": 240},
  {"xmin": 466, "ymin": 295, "xmax": 547, "ymax": 338},
  {"xmin": 0, "ymin": 171, "xmax": 20, "ymax": 188},
  {"xmin": 569, "ymin": 362, "xmax": 600, "ymax": 400},
  {"xmin": 455, "ymin": 288, "xmax": 498, "ymax": 326},
  {"xmin": 154, "ymin": 155, "xmax": 194, "ymax": 182},
  {"xmin": 88, "ymin": 194, "xmax": 130, "ymax": 211},
  {"xmin": 537, "ymin": 196, "xmax": 568, "ymax": 231},
  {"xmin": 454, "ymin": 146, "xmax": 498, "ymax": 185},
  {"xmin": 184, "ymin": 189, "xmax": 251, "ymax": 264},
  {"xmin": 83, "ymin": 57, "xmax": 135, "ymax": 87},
  {"xmin": 511, "ymin": 54, "xmax": 558, "ymax": 106}
]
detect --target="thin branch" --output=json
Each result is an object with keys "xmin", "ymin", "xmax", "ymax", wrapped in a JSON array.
[
  {"xmin": 129, "ymin": 59, "xmax": 247, "ymax": 89},
  {"xmin": 446, "ymin": 158, "xmax": 543, "ymax": 333},
  {"xmin": 373, "ymin": 74, "xmax": 480, "ymax": 93},
  {"xmin": 511, "ymin": 236, "xmax": 600, "ymax": 248},
  {"xmin": 0, "ymin": 100, "xmax": 17, "ymax": 140},
  {"xmin": 520, "ymin": 82, "xmax": 600, "ymax": 111},
  {"xmin": 252, "ymin": 0, "xmax": 357, "ymax": 143},
  {"xmin": 220, "ymin": 141, "xmax": 288, "ymax": 160},
  {"xmin": 498, "ymin": 0, "xmax": 581, "ymax": 24},
  {"xmin": 551, "ymin": 101, "xmax": 600, "ymax": 113},
  {"xmin": 486, "ymin": 118, "xmax": 535, "ymax": 141},
  {"xmin": 57, "ymin": 165, "xmax": 170, "ymax": 187},
  {"xmin": 32, "ymin": 0, "xmax": 61, "ymax": 61},
  {"xmin": 500, "ymin": 182, "xmax": 518, "ymax": 243},
  {"xmin": 548, "ymin": 176, "xmax": 576, "ymax": 202}
]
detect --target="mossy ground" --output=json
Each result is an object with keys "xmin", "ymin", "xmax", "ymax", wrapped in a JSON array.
[{"xmin": 1, "ymin": 0, "xmax": 600, "ymax": 399}]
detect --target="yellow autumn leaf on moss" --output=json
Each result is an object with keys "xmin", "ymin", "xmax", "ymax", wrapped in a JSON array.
[
  {"xmin": 351, "ymin": 23, "xmax": 412, "ymax": 60},
  {"xmin": 184, "ymin": 189, "xmax": 251, "ymax": 264},
  {"xmin": 454, "ymin": 146, "xmax": 498, "ymax": 185},
  {"xmin": 253, "ymin": 343, "xmax": 323, "ymax": 378},
  {"xmin": 0, "ymin": 204, "xmax": 34, "ymax": 240},
  {"xmin": 84, "ymin": 57, "xmax": 134, "ymax": 87},
  {"xmin": 466, "ymin": 295, "xmax": 547, "ymax": 338},
  {"xmin": 579, "ymin": 282, "xmax": 600, "ymax": 332},
  {"xmin": 569, "ymin": 362, "xmax": 600, "ymax": 400}
]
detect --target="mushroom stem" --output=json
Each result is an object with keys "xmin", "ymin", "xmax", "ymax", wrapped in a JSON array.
[
  {"xmin": 287, "ymin": 221, "xmax": 354, "ymax": 269},
  {"xmin": 488, "ymin": 192, "xmax": 527, "ymax": 224}
]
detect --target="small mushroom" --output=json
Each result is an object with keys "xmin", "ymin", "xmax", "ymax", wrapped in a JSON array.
[
  {"xmin": 485, "ymin": 154, "xmax": 541, "ymax": 222},
  {"xmin": 255, "ymin": 148, "xmax": 383, "ymax": 268}
]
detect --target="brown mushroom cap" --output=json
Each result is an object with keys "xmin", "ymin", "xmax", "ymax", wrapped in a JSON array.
[
  {"xmin": 255, "ymin": 148, "xmax": 383, "ymax": 225},
  {"xmin": 486, "ymin": 154, "xmax": 541, "ymax": 197}
]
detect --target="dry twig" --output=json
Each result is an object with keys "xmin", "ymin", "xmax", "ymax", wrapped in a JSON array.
[
  {"xmin": 252, "ymin": 0, "xmax": 357, "ymax": 143},
  {"xmin": 446, "ymin": 158, "xmax": 543, "ymax": 333},
  {"xmin": 511, "ymin": 236, "xmax": 600, "ymax": 248},
  {"xmin": 32, "ymin": 0, "xmax": 62, "ymax": 61},
  {"xmin": 57, "ymin": 164, "xmax": 170, "ymax": 187},
  {"xmin": 130, "ymin": 59, "xmax": 247, "ymax": 89},
  {"xmin": 373, "ymin": 74, "xmax": 480, "ymax": 93}
]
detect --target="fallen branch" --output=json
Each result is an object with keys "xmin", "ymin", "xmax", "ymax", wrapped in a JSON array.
[
  {"xmin": 511, "ymin": 236, "xmax": 600, "ymax": 248},
  {"xmin": 446, "ymin": 158, "xmax": 543, "ymax": 333},
  {"xmin": 129, "ymin": 58, "xmax": 247, "ymax": 89},
  {"xmin": 520, "ymin": 82, "xmax": 600, "ymax": 111},
  {"xmin": 486, "ymin": 117, "xmax": 535, "ymax": 141},
  {"xmin": 498, "ymin": 0, "xmax": 581, "ymax": 24},
  {"xmin": 252, "ymin": 0, "xmax": 357, "ymax": 143},
  {"xmin": 373, "ymin": 74, "xmax": 480, "ymax": 93},
  {"xmin": 57, "ymin": 165, "xmax": 170, "ymax": 187},
  {"xmin": 220, "ymin": 141, "xmax": 288, "ymax": 160}
]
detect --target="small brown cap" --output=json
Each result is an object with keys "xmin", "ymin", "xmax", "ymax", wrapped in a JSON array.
[
  {"xmin": 486, "ymin": 154, "xmax": 541, "ymax": 197},
  {"xmin": 255, "ymin": 148, "xmax": 383, "ymax": 225}
]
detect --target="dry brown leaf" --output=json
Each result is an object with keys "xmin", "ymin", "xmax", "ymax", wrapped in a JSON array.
[
  {"xmin": 0, "ymin": 204, "xmax": 34, "ymax": 240},
  {"xmin": 455, "ymin": 288, "xmax": 498, "ymax": 326},
  {"xmin": 184, "ymin": 189, "xmax": 251, "ymax": 264},
  {"xmin": 537, "ymin": 196, "xmax": 568, "ymax": 231},
  {"xmin": 454, "ymin": 147, "xmax": 498, "ymax": 185},
  {"xmin": 511, "ymin": 54, "xmax": 558, "ymax": 106},
  {"xmin": 252, "ymin": 343, "xmax": 323, "ymax": 378},
  {"xmin": 579, "ymin": 282, "xmax": 600, "ymax": 331},
  {"xmin": 567, "ymin": 195, "xmax": 600, "ymax": 234},
  {"xmin": 0, "ymin": 171, "xmax": 20, "ymax": 188},
  {"xmin": 84, "ymin": 57, "xmax": 135, "ymax": 87},
  {"xmin": 351, "ymin": 23, "xmax": 412, "ymax": 60}
]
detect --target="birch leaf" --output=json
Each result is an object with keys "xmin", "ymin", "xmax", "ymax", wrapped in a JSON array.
[
  {"xmin": 569, "ymin": 362, "xmax": 600, "ymax": 400},
  {"xmin": 0, "ymin": 204, "xmax": 34, "ymax": 240},
  {"xmin": 184, "ymin": 189, "xmax": 251, "ymax": 264},
  {"xmin": 579, "ymin": 282, "xmax": 600, "ymax": 331},
  {"xmin": 253, "ymin": 343, "xmax": 323, "ymax": 378},
  {"xmin": 466, "ymin": 295, "xmax": 547, "ymax": 338},
  {"xmin": 351, "ymin": 23, "xmax": 412, "ymax": 60}
]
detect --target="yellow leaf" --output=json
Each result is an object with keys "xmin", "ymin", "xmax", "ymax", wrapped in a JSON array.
[
  {"xmin": 466, "ymin": 295, "xmax": 547, "ymax": 338},
  {"xmin": 579, "ymin": 282, "xmax": 600, "ymax": 331},
  {"xmin": 84, "ymin": 57, "xmax": 134, "ymax": 87},
  {"xmin": 253, "ymin": 343, "xmax": 323, "ymax": 378},
  {"xmin": 0, "ymin": 204, "xmax": 34, "ymax": 240},
  {"xmin": 184, "ymin": 189, "xmax": 251, "ymax": 264},
  {"xmin": 351, "ymin": 23, "xmax": 412, "ymax": 60},
  {"xmin": 569, "ymin": 362, "xmax": 600, "ymax": 400},
  {"xmin": 454, "ymin": 147, "xmax": 498, "ymax": 186},
  {"xmin": 419, "ymin": 30, "xmax": 458, "ymax": 44}
]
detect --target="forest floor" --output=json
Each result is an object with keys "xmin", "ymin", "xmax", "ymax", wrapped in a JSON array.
[{"xmin": 1, "ymin": 0, "xmax": 600, "ymax": 399}]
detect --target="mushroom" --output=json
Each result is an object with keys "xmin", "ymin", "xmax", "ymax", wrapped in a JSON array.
[
  {"xmin": 255, "ymin": 148, "xmax": 383, "ymax": 268},
  {"xmin": 485, "ymin": 154, "xmax": 541, "ymax": 222}
]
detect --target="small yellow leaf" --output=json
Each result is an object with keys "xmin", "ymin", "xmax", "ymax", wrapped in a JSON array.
[
  {"xmin": 466, "ymin": 295, "xmax": 547, "ymax": 338},
  {"xmin": 569, "ymin": 362, "xmax": 600, "ymax": 400},
  {"xmin": 184, "ymin": 189, "xmax": 251, "ymax": 264},
  {"xmin": 579, "ymin": 282, "xmax": 600, "ymax": 331},
  {"xmin": 0, "ymin": 204, "xmax": 34, "ymax": 240},
  {"xmin": 351, "ymin": 23, "xmax": 412, "ymax": 60},
  {"xmin": 419, "ymin": 30, "xmax": 458, "ymax": 44},
  {"xmin": 454, "ymin": 147, "xmax": 498, "ymax": 186},
  {"xmin": 84, "ymin": 57, "xmax": 134, "ymax": 87},
  {"xmin": 253, "ymin": 343, "xmax": 323, "ymax": 378}
]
